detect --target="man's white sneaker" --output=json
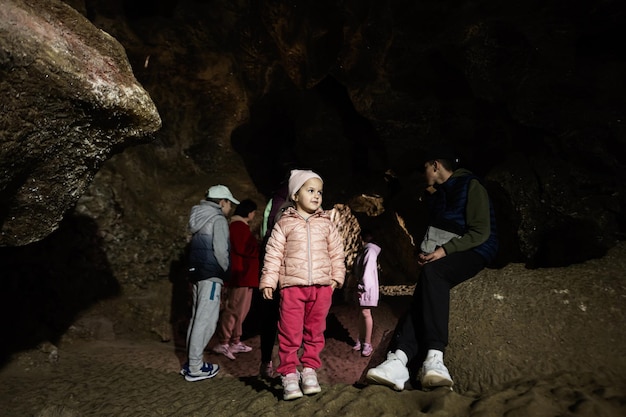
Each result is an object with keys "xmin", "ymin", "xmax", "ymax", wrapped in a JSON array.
[
  {"xmin": 420, "ymin": 357, "xmax": 453, "ymax": 389},
  {"xmin": 366, "ymin": 351, "xmax": 410, "ymax": 391}
]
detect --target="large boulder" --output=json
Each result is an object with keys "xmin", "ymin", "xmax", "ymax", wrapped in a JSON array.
[{"xmin": 0, "ymin": 0, "xmax": 161, "ymax": 246}]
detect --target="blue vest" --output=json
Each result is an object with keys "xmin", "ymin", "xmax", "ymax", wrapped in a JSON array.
[
  {"xmin": 188, "ymin": 214, "xmax": 229, "ymax": 281},
  {"xmin": 431, "ymin": 173, "xmax": 499, "ymax": 264}
]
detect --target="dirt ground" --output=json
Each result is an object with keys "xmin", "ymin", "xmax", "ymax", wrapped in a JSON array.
[{"xmin": 1, "ymin": 243, "xmax": 625, "ymax": 417}]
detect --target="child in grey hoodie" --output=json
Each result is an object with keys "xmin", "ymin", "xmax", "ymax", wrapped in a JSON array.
[{"xmin": 181, "ymin": 185, "xmax": 239, "ymax": 382}]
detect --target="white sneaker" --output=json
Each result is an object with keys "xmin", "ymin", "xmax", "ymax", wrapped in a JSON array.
[
  {"xmin": 361, "ymin": 343, "xmax": 373, "ymax": 357},
  {"xmin": 212, "ymin": 343, "xmax": 236, "ymax": 360},
  {"xmin": 282, "ymin": 372, "xmax": 303, "ymax": 400},
  {"xmin": 229, "ymin": 342, "xmax": 252, "ymax": 353},
  {"xmin": 301, "ymin": 367, "xmax": 321, "ymax": 395},
  {"xmin": 420, "ymin": 357, "xmax": 453, "ymax": 389},
  {"xmin": 366, "ymin": 351, "xmax": 410, "ymax": 391}
]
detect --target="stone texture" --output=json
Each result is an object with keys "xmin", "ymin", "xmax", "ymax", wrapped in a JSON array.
[{"xmin": 0, "ymin": 0, "xmax": 161, "ymax": 246}]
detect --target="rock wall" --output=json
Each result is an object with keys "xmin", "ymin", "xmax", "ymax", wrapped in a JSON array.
[
  {"xmin": 76, "ymin": 0, "xmax": 624, "ymax": 272},
  {"xmin": 0, "ymin": 0, "xmax": 624, "ymax": 359}
]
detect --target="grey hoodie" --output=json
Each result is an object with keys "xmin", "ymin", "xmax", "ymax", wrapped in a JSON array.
[{"xmin": 187, "ymin": 200, "xmax": 230, "ymax": 281}]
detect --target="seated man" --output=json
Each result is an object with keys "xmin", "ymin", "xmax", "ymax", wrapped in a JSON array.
[{"xmin": 366, "ymin": 146, "xmax": 498, "ymax": 391}]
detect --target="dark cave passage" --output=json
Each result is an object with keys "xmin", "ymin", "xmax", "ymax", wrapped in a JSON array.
[{"xmin": 232, "ymin": 75, "xmax": 387, "ymax": 203}]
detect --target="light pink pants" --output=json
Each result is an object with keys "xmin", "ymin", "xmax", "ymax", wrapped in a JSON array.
[
  {"xmin": 276, "ymin": 285, "xmax": 333, "ymax": 375},
  {"xmin": 217, "ymin": 286, "xmax": 253, "ymax": 345}
]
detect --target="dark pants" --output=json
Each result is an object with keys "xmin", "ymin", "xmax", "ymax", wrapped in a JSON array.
[
  {"xmin": 259, "ymin": 292, "xmax": 280, "ymax": 363},
  {"xmin": 393, "ymin": 250, "xmax": 486, "ymax": 363}
]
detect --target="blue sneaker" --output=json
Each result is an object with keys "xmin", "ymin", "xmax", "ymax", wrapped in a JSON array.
[
  {"xmin": 185, "ymin": 362, "xmax": 219, "ymax": 382},
  {"xmin": 179, "ymin": 362, "xmax": 190, "ymax": 376}
]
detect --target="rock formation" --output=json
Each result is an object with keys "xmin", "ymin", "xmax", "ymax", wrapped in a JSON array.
[{"xmin": 0, "ymin": 0, "xmax": 161, "ymax": 246}]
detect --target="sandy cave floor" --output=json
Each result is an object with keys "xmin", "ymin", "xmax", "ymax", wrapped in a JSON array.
[{"xmin": 1, "ymin": 243, "xmax": 626, "ymax": 417}]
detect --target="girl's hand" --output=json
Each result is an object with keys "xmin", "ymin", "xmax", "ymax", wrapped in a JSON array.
[
  {"xmin": 331, "ymin": 281, "xmax": 338, "ymax": 290},
  {"xmin": 262, "ymin": 287, "xmax": 274, "ymax": 300}
]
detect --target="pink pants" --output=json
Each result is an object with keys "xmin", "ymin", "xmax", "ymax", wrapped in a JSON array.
[
  {"xmin": 217, "ymin": 286, "xmax": 253, "ymax": 345},
  {"xmin": 276, "ymin": 285, "xmax": 333, "ymax": 376}
]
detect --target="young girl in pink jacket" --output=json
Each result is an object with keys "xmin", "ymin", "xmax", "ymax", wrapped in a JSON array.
[
  {"xmin": 259, "ymin": 169, "xmax": 345, "ymax": 401},
  {"xmin": 352, "ymin": 229, "xmax": 381, "ymax": 357}
]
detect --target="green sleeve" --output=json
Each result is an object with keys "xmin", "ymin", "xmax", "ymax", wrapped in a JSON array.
[{"xmin": 260, "ymin": 198, "xmax": 273, "ymax": 238}]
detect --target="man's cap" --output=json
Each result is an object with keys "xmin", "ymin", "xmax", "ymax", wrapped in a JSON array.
[{"xmin": 206, "ymin": 185, "xmax": 240, "ymax": 204}]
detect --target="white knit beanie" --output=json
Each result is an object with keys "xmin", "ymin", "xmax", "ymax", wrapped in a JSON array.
[{"xmin": 288, "ymin": 169, "xmax": 323, "ymax": 199}]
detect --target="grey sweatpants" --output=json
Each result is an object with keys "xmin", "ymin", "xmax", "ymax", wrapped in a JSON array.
[{"xmin": 186, "ymin": 279, "xmax": 222, "ymax": 373}]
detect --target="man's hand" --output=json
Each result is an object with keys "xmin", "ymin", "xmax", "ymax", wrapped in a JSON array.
[
  {"xmin": 262, "ymin": 287, "xmax": 274, "ymax": 300},
  {"xmin": 418, "ymin": 247, "xmax": 446, "ymax": 266}
]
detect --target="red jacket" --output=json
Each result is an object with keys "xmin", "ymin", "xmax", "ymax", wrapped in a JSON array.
[{"xmin": 228, "ymin": 216, "xmax": 260, "ymax": 287}]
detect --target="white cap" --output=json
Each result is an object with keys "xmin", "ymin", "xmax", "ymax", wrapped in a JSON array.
[{"xmin": 206, "ymin": 185, "xmax": 240, "ymax": 204}]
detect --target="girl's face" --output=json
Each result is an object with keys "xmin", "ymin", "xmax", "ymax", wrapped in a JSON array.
[{"xmin": 293, "ymin": 177, "xmax": 323, "ymax": 216}]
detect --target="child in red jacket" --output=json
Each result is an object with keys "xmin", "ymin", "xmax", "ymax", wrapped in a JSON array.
[{"xmin": 213, "ymin": 199, "xmax": 259, "ymax": 360}]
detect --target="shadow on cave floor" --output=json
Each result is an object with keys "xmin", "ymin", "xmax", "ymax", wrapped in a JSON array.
[
  {"xmin": 167, "ymin": 249, "xmax": 192, "ymax": 361},
  {"xmin": 0, "ymin": 215, "xmax": 120, "ymax": 367}
]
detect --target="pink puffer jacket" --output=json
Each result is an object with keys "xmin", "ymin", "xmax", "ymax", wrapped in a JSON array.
[{"xmin": 260, "ymin": 207, "xmax": 345, "ymax": 290}]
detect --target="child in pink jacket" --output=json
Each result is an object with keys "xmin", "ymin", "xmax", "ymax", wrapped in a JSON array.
[
  {"xmin": 352, "ymin": 229, "xmax": 381, "ymax": 357},
  {"xmin": 259, "ymin": 169, "xmax": 345, "ymax": 401}
]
